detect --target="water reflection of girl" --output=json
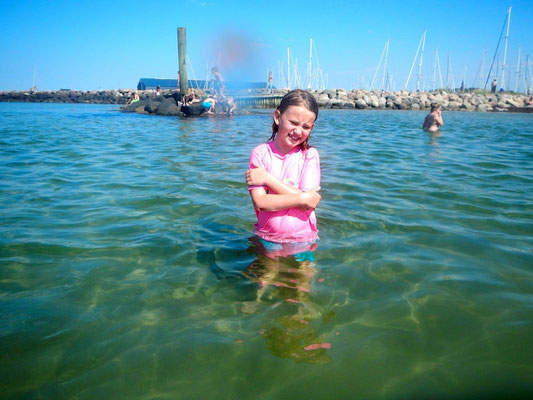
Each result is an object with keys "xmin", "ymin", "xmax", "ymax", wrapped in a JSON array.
[{"xmin": 241, "ymin": 238, "xmax": 331, "ymax": 364}]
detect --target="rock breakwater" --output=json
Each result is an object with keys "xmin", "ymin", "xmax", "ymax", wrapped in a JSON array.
[
  {"xmin": 1, "ymin": 88, "xmax": 531, "ymax": 114},
  {"xmin": 304, "ymin": 89, "xmax": 531, "ymax": 113}
]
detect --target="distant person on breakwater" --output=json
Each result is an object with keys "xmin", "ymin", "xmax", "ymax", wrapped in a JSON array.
[
  {"xmin": 422, "ymin": 102, "xmax": 444, "ymax": 132},
  {"xmin": 127, "ymin": 92, "xmax": 140, "ymax": 105},
  {"xmin": 491, "ymin": 79, "xmax": 497, "ymax": 94},
  {"xmin": 211, "ymin": 66, "xmax": 225, "ymax": 97},
  {"xmin": 245, "ymin": 89, "xmax": 321, "ymax": 259},
  {"xmin": 201, "ymin": 96, "xmax": 216, "ymax": 113},
  {"xmin": 219, "ymin": 94, "xmax": 237, "ymax": 115},
  {"xmin": 183, "ymin": 89, "xmax": 199, "ymax": 106},
  {"xmin": 266, "ymin": 71, "xmax": 273, "ymax": 93},
  {"xmin": 155, "ymin": 85, "xmax": 161, "ymax": 96}
]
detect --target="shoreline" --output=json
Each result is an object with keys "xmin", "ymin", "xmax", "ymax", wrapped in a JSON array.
[{"xmin": 1, "ymin": 88, "xmax": 531, "ymax": 115}]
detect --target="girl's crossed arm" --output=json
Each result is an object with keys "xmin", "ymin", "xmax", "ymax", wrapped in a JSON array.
[
  {"xmin": 249, "ymin": 187, "xmax": 320, "ymax": 212},
  {"xmin": 246, "ymin": 151, "xmax": 321, "ymax": 212}
]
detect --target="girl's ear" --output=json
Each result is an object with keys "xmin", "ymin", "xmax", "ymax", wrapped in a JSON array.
[{"xmin": 273, "ymin": 109, "xmax": 281, "ymax": 126}]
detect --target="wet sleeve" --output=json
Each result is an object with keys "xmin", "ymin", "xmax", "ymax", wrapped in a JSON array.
[
  {"xmin": 299, "ymin": 148, "xmax": 321, "ymax": 191},
  {"xmin": 248, "ymin": 146, "xmax": 268, "ymax": 192}
]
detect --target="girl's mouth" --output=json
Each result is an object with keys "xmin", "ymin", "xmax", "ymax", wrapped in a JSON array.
[{"xmin": 288, "ymin": 133, "xmax": 300, "ymax": 142}]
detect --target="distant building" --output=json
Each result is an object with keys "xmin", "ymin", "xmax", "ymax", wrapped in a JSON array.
[{"xmin": 137, "ymin": 78, "xmax": 267, "ymax": 91}]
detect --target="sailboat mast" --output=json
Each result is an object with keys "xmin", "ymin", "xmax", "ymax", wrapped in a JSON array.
[
  {"xmin": 32, "ymin": 66, "xmax": 37, "ymax": 90},
  {"xmin": 515, "ymin": 48, "xmax": 521, "ymax": 92},
  {"xmin": 436, "ymin": 49, "xmax": 443, "ymax": 89},
  {"xmin": 404, "ymin": 30, "xmax": 424, "ymax": 90},
  {"xmin": 371, "ymin": 39, "xmax": 388, "ymax": 91},
  {"xmin": 480, "ymin": 50, "xmax": 486, "ymax": 88},
  {"xmin": 416, "ymin": 30, "xmax": 427, "ymax": 91},
  {"xmin": 500, "ymin": 6, "xmax": 512, "ymax": 90},
  {"xmin": 381, "ymin": 39, "xmax": 389, "ymax": 90},
  {"xmin": 446, "ymin": 54, "xmax": 450, "ymax": 89},
  {"xmin": 287, "ymin": 47, "xmax": 290, "ymax": 89},
  {"xmin": 307, "ymin": 36, "xmax": 313, "ymax": 89},
  {"xmin": 432, "ymin": 49, "xmax": 437, "ymax": 91}
]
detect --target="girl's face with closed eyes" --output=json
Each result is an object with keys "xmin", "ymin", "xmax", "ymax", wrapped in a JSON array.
[{"xmin": 273, "ymin": 105, "xmax": 316, "ymax": 155}]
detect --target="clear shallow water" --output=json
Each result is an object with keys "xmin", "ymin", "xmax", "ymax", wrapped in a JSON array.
[{"xmin": 1, "ymin": 102, "xmax": 532, "ymax": 399}]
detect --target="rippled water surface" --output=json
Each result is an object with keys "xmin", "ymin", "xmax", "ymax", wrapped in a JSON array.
[{"xmin": 1, "ymin": 103, "xmax": 532, "ymax": 399}]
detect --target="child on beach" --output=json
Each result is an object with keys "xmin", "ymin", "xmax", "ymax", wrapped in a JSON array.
[
  {"xmin": 422, "ymin": 102, "xmax": 444, "ymax": 132},
  {"xmin": 245, "ymin": 89, "xmax": 321, "ymax": 258}
]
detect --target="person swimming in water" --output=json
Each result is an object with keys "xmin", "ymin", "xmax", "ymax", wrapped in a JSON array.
[{"xmin": 422, "ymin": 102, "xmax": 444, "ymax": 132}]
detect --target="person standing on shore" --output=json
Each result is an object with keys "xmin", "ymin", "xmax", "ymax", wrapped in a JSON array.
[
  {"xmin": 422, "ymin": 102, "xmax": 444, "ymax": 132},
  {"xmin": 491, "ymin": 79, "xmax": 497, "ymax": 94}
]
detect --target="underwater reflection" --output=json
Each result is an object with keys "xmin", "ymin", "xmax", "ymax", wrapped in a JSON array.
[
  {"xmin": 427, "ymin": 131, "xmax": 443, "ymax": 162},
  {"xmin": 242, "ymin": 237, "xmax": 332, "ymax": 364}
]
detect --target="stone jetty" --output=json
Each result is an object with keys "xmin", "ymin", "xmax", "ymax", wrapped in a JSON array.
[
  {"xmin": 305, "ymin": 88, "xmax": 531, "ymax": 113},
  {"xmin": 1, "ymin": 88, "xmax": 531, "ymax": 115}
]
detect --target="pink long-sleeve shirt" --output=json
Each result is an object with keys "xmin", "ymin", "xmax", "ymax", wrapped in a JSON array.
[{"xmin": 248, "ymin": 142, "xmax": 321, "ymax": 243}]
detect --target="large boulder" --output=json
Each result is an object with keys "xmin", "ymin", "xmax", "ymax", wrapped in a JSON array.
[
  {"xmin": 316, "ymin": 94, "xmax": 330, "ymax": 106},
  {"xmin": 506, "ymin": 98, "xmax": 522, "ymax": 108},
  {"xmin": 120, "ymin": 100, "xmax": 148, "ymax": 113},
  {"xmin": 329, "ymin": 98, "xmax": 342, "ymax": 108},
  {"xmin": 342, "ymin": 101, "xmax": 355, "ymax": 109},
  {"xmin": 448, "ymin": 101, "xmax": 461, "ymax": 111},
  {"xmin": 181, "ymin": 103, "xmax": 206, "ymax": 116},
  {"xmin": 144, "ymin": 100, "xmax": 160, "ymax": 114},
  {"xmin": 157, "ymin": 98, "xmax": 182, "ymax": 116},
  {"xmin": 355, "ymin": 99, "xmax": 368, "ymax": 109},
  {"xmin": 368, "ymin": 95, "xmax": 380, "ymax": 108}
]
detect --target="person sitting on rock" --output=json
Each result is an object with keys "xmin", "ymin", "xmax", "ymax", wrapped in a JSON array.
[
  {"xmin": 155, "ymin": 85, "xmax": 161, "ymax": 96},
  {"xmin": 127, "ymin": 91, "xmax": 140, "ymax": 105},
  {"xmin": 422, "ymin": 102, "xmax": 444, "ymax": 132},
  {"xmin": 183, "ymin": 89, "xmax": 199, "ymax": 106}
]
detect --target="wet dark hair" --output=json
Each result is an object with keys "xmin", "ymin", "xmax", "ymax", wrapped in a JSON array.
[
  {"xmin": 430, "ymin": 102, "xmax": 441, "ymax": 112},
  {"xmin": 269, "ymin": 89, "xmax": 319, "ymax": 150}
]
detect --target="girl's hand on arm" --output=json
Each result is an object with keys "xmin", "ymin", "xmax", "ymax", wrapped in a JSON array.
[
  {"xmin": 246, "ymin": 164, "xmax": 301, "ymax": 195},
  {"xmin": 299, "ymin": 188, "xmax": 321, "ymax": 210},
  {"xmin": 245, "ymin": 166, "xmax": 271, "ymax": 187}
]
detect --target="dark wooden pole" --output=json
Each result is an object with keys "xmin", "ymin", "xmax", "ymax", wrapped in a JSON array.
[{"xmin": 177, "ymin": 27, "xmax": 188, "ymax": 100}]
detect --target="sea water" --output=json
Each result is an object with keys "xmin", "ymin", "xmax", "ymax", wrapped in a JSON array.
[{"xmin": 1, "ymin": 102, "xmax": 532, "ymax": 399}]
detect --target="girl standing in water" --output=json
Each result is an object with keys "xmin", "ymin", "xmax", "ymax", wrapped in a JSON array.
[{"xmin": 245, "ymin": 89, "xmax": 321, "ymax": 258}]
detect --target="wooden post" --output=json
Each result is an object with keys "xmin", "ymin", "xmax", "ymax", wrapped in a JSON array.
[{"xmin": 177, "ymin": 27, "xmax": 188, "ymax": 100}]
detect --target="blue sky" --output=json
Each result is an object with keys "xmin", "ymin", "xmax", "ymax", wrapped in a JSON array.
[{"xmin": 1, "ymin": 0, "xmax": 531, "ymax": 92}]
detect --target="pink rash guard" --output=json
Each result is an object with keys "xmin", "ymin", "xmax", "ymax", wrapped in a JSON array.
[{"xmin": 248, "ymin": 141, "xmax": 321, "ymax": 243}]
